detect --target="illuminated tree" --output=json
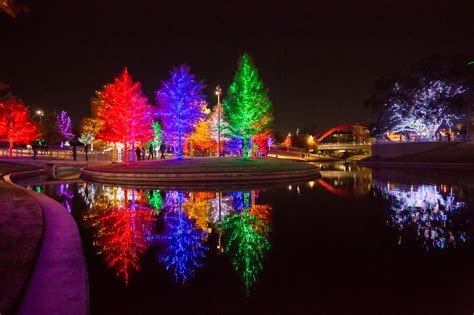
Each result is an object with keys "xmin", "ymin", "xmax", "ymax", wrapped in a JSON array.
[
  {"xmin": 223, "ymin": 54, "xmax": 272, "ymax": 159},
  {"xmin": 254, "ymin": 129, "xmax": 271, "ymax": 154},
  {"xmin": 0, "ymin": 0, "xmax": 28, "ymax": 17},
  {"xmin": 209, "ymin": 102, "xmax": 229, "ymax": 153},
  {"xmin": 156, "ymin": 65, "xmax": 206, "ymax": 160},
  {"xmin": 79, "ymin": 117, "xmax": 103, "ymax": 151},
  {"xmin": 284, "ymin": 133, "xmax": 291, "ymax": 151},
  {"xmin": 220, "ymin": 191, "xmax": 271, "ymax": 294},
  {"xmin": 56, "ymin": 111, "xmax": 74, "ymax": 147},
  {"xmin": 266, "ymin": 136, "xmax": 273, "ymax": 152},
  {"xmin": 0, "ymin": 98, "xmax": 41, "ymax": 156},
  {"xmin": 150, "ymin": 121, "xmax": 163, "ymax": 149},
  {"xmin": 96, "ymin": 68, "xmax": 154, "ymax": 162},
  {"xmin": 157, "ymin": 191, "xmax": 208, "ymax": 283},
  {"xmin": 225, "ymin": 137, "xmax": 243, "ymax": 156},
  {"xmin": 371, "ymin": 78, "xmax": 467, "ymax": 139},
  {"xmin": 188, "ymin": 119, "xmax": 215, "ymax": 154}
]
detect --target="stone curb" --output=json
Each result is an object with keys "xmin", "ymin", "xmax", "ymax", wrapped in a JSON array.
[
  {"xmin": 81, "ymin": 167, "xmax": 320, "ymax": 185},
  {"xmin": 4, "ymin": 170, "xmax": 89, "ymax": 315}
]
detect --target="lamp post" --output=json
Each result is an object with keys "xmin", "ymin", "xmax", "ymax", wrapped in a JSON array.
[
  {"xmin": 36, "ymin": 109, "xmax": 44, "ymax": 125},
  {"xmin": 215, "ymin": 85, "xmax": 222, "ymax": 157}
]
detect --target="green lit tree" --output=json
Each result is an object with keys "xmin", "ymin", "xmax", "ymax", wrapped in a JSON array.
[
  {"xmin": 223, "ymin": 54, "xmax": 272, "ymax": 159},
  {"xmin": 151, "ymin": 121, "xmax": 163, "ymax": 149}
]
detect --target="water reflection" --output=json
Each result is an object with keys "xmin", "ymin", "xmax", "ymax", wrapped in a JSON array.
[
  {"xmin": 82, "ymin": 188, "xmax": 157, "ymax": 284},
  {"xmin": 219, "ymin": 191, "xmax": 271, "ymax": 294},
  {"xmin": 74, "ymin": 183, "xmax": 273, "ymax": 292},
  {"xmin": 374, "ymin": 182, "xmax": 470, "ymax": 250}
]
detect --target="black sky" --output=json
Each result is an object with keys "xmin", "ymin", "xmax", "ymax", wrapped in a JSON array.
[{"xmin": 2, "ymin": 0, "xmax": 474, "ymax": 132}]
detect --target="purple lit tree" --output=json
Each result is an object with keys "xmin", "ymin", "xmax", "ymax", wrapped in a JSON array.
[
  {"xmin": 156, "ymin": 65, "xmax": 206, "ymax": 160},
  {"xmin": 57, "ymin": 110, "xmax": 74, "ymax": 147}
]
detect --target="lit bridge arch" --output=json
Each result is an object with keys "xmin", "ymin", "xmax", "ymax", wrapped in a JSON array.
[{"xmin": 316, "ymin": 123, "xmax": 371, "ymax": 152}]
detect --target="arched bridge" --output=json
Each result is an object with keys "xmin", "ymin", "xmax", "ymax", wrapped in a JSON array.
[{"xmin": 316, "ymin": 123, "xmax": 371, "ymax": 152}]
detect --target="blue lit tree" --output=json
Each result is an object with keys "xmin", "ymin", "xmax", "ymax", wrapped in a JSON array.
[
  {"xmin": 156, "ymin": 65, "xmax": 206, "ymax": 160},
  {"xmin": 157, "ymin": 191, "xmax": 208, "ymax": 283}
]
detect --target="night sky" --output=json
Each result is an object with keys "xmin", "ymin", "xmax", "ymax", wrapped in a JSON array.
[{"xmin": 2, "ymin": 1, "xmax": 474, "ymax": 132}]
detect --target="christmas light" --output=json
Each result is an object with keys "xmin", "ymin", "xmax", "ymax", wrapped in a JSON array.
[
  {"xmin": 223, "ymin": 54, "xmax": 272, "ymax": 160},
  {"xmin": 156, "ymin": 65, "xmax": 206, "ymax": 160},
  {"xmin": 374, "ymin": 182, "xmax": 469, "ymax": 250},
  {"xmin": 0, "ymin": 97, "xmax": 41, "ymax": 156},
  {"xmin": 96, "ymin": 68, "xmax": 154, "ymax": 162},
  {"xmin": 157, "ymin": 191, "xmax": 208, "ymax": 283},
  {"xmin": 57, "ymin": 111, "xmax": 74, "ymax": 147}
]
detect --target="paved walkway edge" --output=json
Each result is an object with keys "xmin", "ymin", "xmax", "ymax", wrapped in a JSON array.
[{"xmin": 4, "ymin": 170, "xmax": 89, "ymax": 315}]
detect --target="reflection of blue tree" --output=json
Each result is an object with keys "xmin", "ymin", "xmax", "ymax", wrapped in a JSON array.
[
  {"xmin": 158, "ymin": 191, "xmax": 208, "ymax": 284},
  {"xmin": 375, "ymin": 183, "xmax": 468, "ymax": 250},
  {"xmin": 228, "ymin": 191, "xmax": 245, "ymax": 212}
]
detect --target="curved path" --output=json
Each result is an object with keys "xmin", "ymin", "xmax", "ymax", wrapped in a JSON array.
[
  {"xmin": 81, "ymin": 157, "xmax": 320, "ymax": 186},
  {"xmin": 4, "ymin": 169, "xmax": 88, "ymax": 315}
]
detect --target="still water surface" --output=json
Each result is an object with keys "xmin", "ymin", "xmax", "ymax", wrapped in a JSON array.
[{"xmin": 25, "ymin": 162, "xmax": 474, "ymax": 314}]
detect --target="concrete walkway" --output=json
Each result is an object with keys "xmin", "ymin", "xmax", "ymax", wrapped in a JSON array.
[
  {"xmin": 0, "ymin": 164, "xmax": 43, "ymax": 315},
  {"xmin": 2, "ymin": 164, "xmax": 89, "ymax": 315}
]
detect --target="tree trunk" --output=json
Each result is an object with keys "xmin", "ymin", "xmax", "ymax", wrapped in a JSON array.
[
  {"xmin": 124, "ymin": 142, "xmax": 128, "ymax": 164},
  {"xmin": 113, "ymin": 142, "xmax": 117, "ymax": 162},
  {"xmin": 131, "ymin": 141, "xmax": 135, "ymax": 162},
  {"xmin": 177, "ymin": 130, "xmax": 183, "ymax": 160},
  {"xmin": 90, "ymin": 142, "xmax": 94, "ymax": 152},
  {"xmin": 9, "ymin": 141, "xmax": 13, "ymax": 157},
  {"xmin": 243, "ymin": 137, "xmax": 249, "ymax": 160}
]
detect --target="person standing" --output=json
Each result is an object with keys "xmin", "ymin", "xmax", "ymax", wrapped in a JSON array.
[
  {"xmin": 160, "ymin": 143, "xmax": 166, "ymax": 160},
  {"xmin": 148, "ymin": 144, "xmax": 154, "ymax": 160},
  {"xmin": 135, "ymin": 146, "xmax": 141, "ymax": 161}
]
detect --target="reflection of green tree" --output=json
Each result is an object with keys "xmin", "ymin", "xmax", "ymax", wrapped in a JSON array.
[
  {"xmin": 219, "ymin": 192, "xmax": 270, "ymax": 294},
  {"xmin": 147, "ymin": 190, "xmax": 164, "ymax": 215}
]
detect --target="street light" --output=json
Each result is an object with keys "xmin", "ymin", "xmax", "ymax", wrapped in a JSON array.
[
  {"xmin": 36, "ymin": 109, "xmax": 44, "ymax": 124},
  {"xmin": 215, "ymin": 85, "xmax": 222, "ymax": 157}
]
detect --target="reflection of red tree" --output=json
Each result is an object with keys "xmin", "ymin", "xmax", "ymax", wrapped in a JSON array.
[
  {"xmin": 97, "ymin": 208, "xmax": 156, "ymax": 284},
  {"xmin": 89, "ymin": 189, "xmax": 156, "ymax": 285}
]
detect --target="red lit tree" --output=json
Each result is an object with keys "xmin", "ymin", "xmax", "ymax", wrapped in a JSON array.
[
  {"xmin": 96, "ymin": 68, "xmax": 154, "ymax": 162},
  {"xmin": 254, "ymin": 129, "xmax": 271, "ymax": 154},
  {"xmin": 0, "ymin": 98, "xmax": 41, "ymax": 156}
]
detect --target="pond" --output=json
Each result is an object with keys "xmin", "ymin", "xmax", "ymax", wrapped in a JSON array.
[{"xmin": 23, "ymin": 162, "xmax": 474, "ymax": 314}]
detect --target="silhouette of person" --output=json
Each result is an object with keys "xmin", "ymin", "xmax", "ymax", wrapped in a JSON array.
[
  {"xmin": 135, "ymin": 146, "xmax": 141, "ymax": 161},
  {"xmin": 160, "ymin": 143, "xmax": 166, "ymax": 160},
  {"xmin": 148, "ymin": 144, "xmax": 154, "ymax": 160}
]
